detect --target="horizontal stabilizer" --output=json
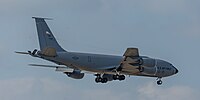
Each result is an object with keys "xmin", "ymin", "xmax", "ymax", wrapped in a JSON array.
[{"xmin": 15, "ymin": 51, "xmax": 29, "ymax": 55}]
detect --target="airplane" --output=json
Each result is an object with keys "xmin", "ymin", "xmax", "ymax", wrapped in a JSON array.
[{"xmin": 16, "ymin": 17, "xmax": 178, "ymax": 85}]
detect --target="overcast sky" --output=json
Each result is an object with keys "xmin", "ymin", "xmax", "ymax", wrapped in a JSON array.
[{"xmin": 0, "ymin": 0, "xmax": 199, "ymax": 100}]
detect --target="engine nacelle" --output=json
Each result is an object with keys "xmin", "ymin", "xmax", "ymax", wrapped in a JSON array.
[{"xmin": 64, "ymin": 71, "xmax": 84, "ymax": 79}]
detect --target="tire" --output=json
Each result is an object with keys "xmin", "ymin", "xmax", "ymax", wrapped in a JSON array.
[
  {"xmin": 157, "ymin": 80, "xmax": 162, "ymax": 85},
  {"xmin": 101, "ymin": 78, "xmax": 108, "ymax": 83},
  {"xmin": 113, "ymin": 75, "xmax": 118, "ymax": 80},
  {"xmin": 119, "ymin": 75, "xmax": 125, "ymax": 80}
]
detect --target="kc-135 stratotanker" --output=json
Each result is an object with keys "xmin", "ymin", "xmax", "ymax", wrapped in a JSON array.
[{"xmin": 16, "ymin": 17, "xmax": 178, "ymax": 85}]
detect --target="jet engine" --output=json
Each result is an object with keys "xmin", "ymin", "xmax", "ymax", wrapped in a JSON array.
[{"xmin": 64, "ymin": 71, "xmax": 84, "ymax": 79}]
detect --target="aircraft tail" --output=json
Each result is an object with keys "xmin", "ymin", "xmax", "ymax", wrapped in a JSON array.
[{"xmin": 32, "ymin": 17, "xmax": 65, "ymax": 52}]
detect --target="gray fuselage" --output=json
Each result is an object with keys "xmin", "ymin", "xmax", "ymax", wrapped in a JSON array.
[{"xmin": 42, "ymin": 51, "xmax": 178, "ymax": 78}]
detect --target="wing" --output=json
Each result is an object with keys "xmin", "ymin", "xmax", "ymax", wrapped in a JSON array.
[
  {"xmin": 29, "ymin": 64, "xmax": 66, "ymax": 68},
  {"xmin": 123, "ymin": 48, "xmax": 139, "ymax": 57},
  {"xmin": 119, "ymin": 48, "xmax": 141, "ymax": 74},
  {"xmin": 28, "ymin": 64, "xmax": 95, "ymax": 74},
  {"xmin": 29, "ymin": 64, "xmax": 74, "ymax": 72}
]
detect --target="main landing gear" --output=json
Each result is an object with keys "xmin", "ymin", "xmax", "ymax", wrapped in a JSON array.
[
  {"xmin": 95, "ymin": 75, "xmax": 108, "ymax": 83},
  {"xmin": 95, "ymin": 74, "xmax": 125, "ymax": 83},
  {"xmin": 156, "ymin": 77, "xmax": 162, "ymax": 85},
  {"xmin": 112, "ymin": 74, "xmax": 125, "ymax": 81}
]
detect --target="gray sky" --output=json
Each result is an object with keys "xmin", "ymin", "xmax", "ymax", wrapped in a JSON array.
[{"xmin": 0, "ymin": 0, "xmax": 199, "ymax": 100}]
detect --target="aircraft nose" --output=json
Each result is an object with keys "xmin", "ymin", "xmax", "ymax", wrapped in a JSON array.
[{"xmin": 175, "ymin": 67, "xmax": 178, "ymax": 74}]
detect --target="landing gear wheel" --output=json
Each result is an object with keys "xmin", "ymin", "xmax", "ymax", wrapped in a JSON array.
[
  {"xmin": 113, "ymin": 75, "xmax": 125, "ymax": 81},
  {"xmin": 157, "ymin": 80, "xmax": 162, "ymax": 85},
  {"xmin": 95, "ymin": 78, "xmax": 98, "ymax": 83},
  {"xmin": 95, "ymin": 74, "xmax": 108, "ymax": 83},
  {"xmin": 95, "ymin": 77, "xmax": 101, "ymax": 83},
  {"xmin": 95, "ymin": 75, "xmax": 102, "ymax": 83},
  {"xmin": 113, "ymin": 75, "xmax": 119, "ymax": 80},
  {"xmin": 119, "ymin": 75, "xmax": 125, "ymax": 81},
  {"xmin": 101, "ymin": 78, "xmax": 108, "ymax": 83}
]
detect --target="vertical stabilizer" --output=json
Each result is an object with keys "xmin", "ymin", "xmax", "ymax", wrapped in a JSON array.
[{"xmin": 32, "ymin": 17, "xmax": 65, "ymax": 52}]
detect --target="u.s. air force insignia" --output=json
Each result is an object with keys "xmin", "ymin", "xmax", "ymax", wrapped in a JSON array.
[{"xmin": 46, "ymin": 31, "xmax": 53, "ymax": 40}]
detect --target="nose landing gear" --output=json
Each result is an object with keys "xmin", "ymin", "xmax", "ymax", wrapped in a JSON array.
[
  {"xmin": 156, "ymin": 77, "xmax": 162, "ymax": 85},
  {"xmin": 157, "ymin": 80, "xmax": 162, "ymax": 85}
]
